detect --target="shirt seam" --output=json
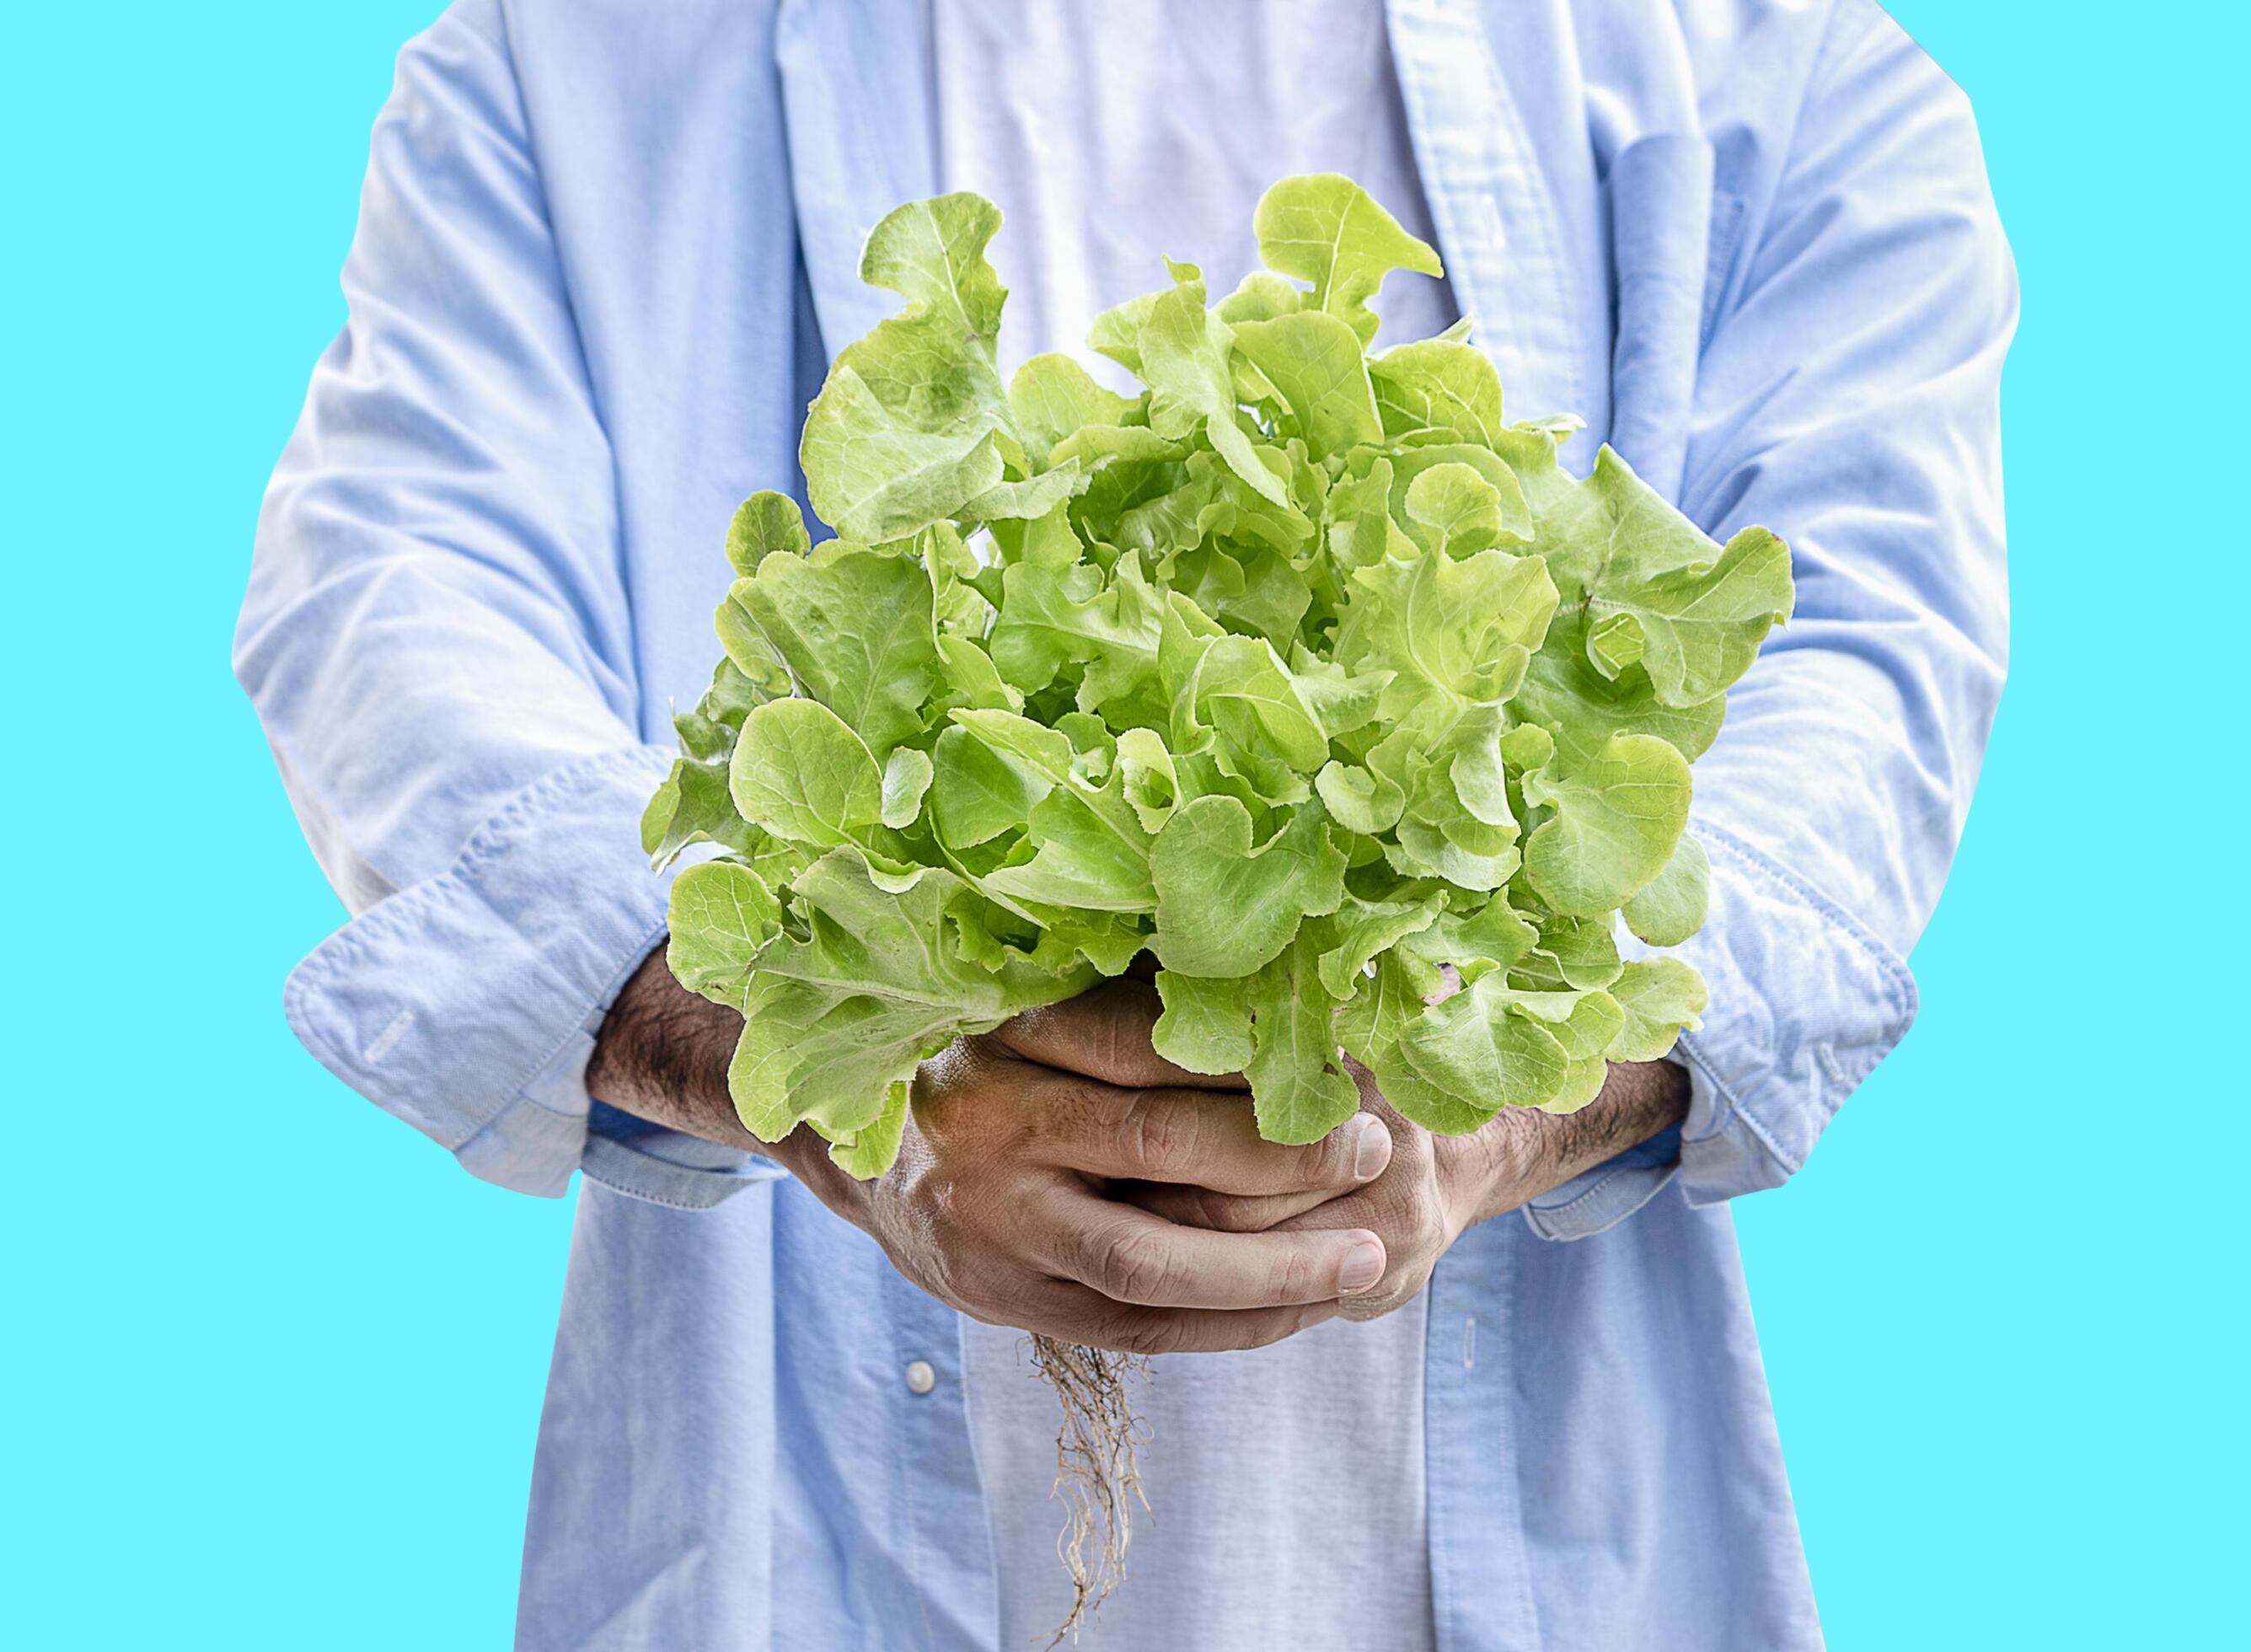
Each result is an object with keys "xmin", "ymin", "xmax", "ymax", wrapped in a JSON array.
[
  {"xmin": 1505, "ymin": 1222, "xmax": 1546, "ymax": 1648},
  {"xmin": 1697, "ymin": 818, "xmax": 1918, "ymax": 1018},
  {"xmin": 1675, "ymin": 820, "xmax": 1918, "ymax": 1173},
  {"xmin": 579, "ymin": 1151, "xmax": 783, "ymax": 1211},
  {"xmin": 1526, "ymin": 1156, "xmax": 1672, "ymax": 1225},
  {"xmin": 1675, "ymin": 1036, "xmax": 1795, "ymax": 1186}
]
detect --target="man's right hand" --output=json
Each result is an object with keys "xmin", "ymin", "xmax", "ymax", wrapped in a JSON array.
[{"xmin": 591, "ymin": 957, "xmax": 1393, "ymax": 1354}]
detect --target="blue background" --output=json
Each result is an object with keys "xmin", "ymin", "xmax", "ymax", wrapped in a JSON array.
[{"xmin": 6, "ymin": 3, "xmax": 2238, "ymax": 1644}]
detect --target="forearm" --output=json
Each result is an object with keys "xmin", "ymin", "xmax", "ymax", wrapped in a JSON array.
[
  {"xmin": 589, "ymin": 946, "xmax": 814, "ymax": 1168},
  {"xmin": 1468, "ymin": 1059, "xmax": 1689, "ymax": 1228}
]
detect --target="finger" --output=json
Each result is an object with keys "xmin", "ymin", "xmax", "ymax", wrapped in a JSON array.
[
  {"xmin": 1013, "ymin": 1279, "xmax": 1347, "ymax": 1356},
  {"xmin": 1035, "ymin": 1188, "xmax": 1389, "ymax": 1310},
  {"xmin": 991, "ymin": 978, "xmax": 1245, "ymax": 1091},
  {"xmin": 1046, "ymin": 1082, "xmax": 1391, "ymax": 1195},
  {"xmin": 1117, "ymin": 1180, "xmax": 1345, "ymax": 1233}
]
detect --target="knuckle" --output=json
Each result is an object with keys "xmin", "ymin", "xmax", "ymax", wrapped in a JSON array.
[
  {"xmin": 978, "ymin": 1116, "xmax": 1040, "ymax": 1169},
  {"xmin": 1083, "ymin": 1075, "xmax": 1138, "ymax": 1125},
  {"xmin": 1046, "ymin": 1077, "xmax": 1119, "ymax": 1150},
  {"xmin": 1091, "ymin": 1223, "xmax": 1174, "ymax": 1305},
  {"xmin": 1399, "ymin": 1125, "xmax": 1438, "ymax": 1176},
  {"xmin": 1390, "ymin": 1189, "xmax": 1445, "ymax": 1258},
  {"xmin": 1095, "ymin": 1004, "xmax": 1130, "ymax": 1084},
  {"xmin": 1270, "ymin": 1246, "xmax": 1318, "ymax": 1304},
  {"xmin": 1290, "ymin": 1136, "xmax": 1343, "ymax": 1190},
  {"xmin": 1094, "ymin": 1307, "xmax": 1181, "ymax": 1357},
  {"xmin": 1411, "ymin": 1215, "xmax": 1448, "ymax": 1261},
  {"xmin": 909, "ymin": 1058, "xmax": 959, "ymax": 1132},
  {"xmin": 898, "ymin": 1202, "xmax": 971, "ymax": 1302},
  {"xmin": 1124, "ymin": 1097, "xmax": 1193, "ymax": 1174},
  {"xmin": 1388, "ymin": 1186, "xmax": 1433, "ymax": 1238},
  {"xmin": 1348, "ymin": 1258, "xmax": 1435, "ymax": 1322}
]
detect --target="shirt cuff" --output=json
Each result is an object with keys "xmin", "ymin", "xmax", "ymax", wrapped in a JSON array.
[
  {"xmin": 282, "ymin": 745, "xmax": 685, "ymax": 1197},
  {"xmin": 1521, "ymin": 1120, "xmax": 1683, "ymax": 1242},
  {"xmin": 1522, "ymin": 819, "xmax": 1918, "ymax": 1241},
  {"xmin": 1674, "ymin": 819, "xmax": 1917, "ymax": 1206},
  {"xmin": 581, "ymin": 1102, "xmax": 786, "ymax": 1209}
]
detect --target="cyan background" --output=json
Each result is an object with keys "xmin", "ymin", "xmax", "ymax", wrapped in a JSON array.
[{"xmin": 6, "ymin": 3, "xmax": 2236, "ymax": 1644}]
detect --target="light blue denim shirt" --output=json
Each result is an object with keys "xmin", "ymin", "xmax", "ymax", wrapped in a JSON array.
[{"xmin": 235, "ymin": 2, "xmax": 2014, "ymax": 1645}]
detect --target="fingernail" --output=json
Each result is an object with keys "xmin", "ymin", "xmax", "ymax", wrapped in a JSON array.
[
  {"xmin": 1349, "ymin": 1117, "xmax": 1390, "ymax": 1183},
  {"xmin": 1337, "ymin": 1241, "xmax": 1385, "ymax": 1295}
]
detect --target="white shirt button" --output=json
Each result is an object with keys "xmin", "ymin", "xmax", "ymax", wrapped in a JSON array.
[{"xmin": 904, "ymin": 1360, "xmax": 938, "ymax": 1396}]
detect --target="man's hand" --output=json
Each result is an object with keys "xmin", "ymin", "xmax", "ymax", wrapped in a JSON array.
[
  {"xmin": 589, "ymin": 953, "xmax": 1396, "ymax": 1354},
  {"xmin": 1128, "ymin": 1056, "xmax": 1690, "ymax": 1321}
]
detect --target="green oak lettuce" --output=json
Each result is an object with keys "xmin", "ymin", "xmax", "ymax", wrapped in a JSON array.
[{"xmin": 646, "ymin": 174, "xmax": 1791, "ymax": 1174}]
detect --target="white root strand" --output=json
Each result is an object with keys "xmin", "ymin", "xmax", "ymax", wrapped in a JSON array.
[{"xmin": 1029, "ymin": 1334, "xmax": 1150, "ymax": 1644}]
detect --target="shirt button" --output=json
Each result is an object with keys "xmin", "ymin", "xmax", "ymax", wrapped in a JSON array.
[{"xmin": 904, "ymin": 1360, "xmax": 938, "ymax": 1396}]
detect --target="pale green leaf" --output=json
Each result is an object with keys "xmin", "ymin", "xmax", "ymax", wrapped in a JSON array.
[
  {"xmin": 961, "ymin": 460, "xmax": 1085, "ymax": 524},
  {"xmin": 1403, "ymin": 462, "xmax": 1508, "ymax": 558},
  {"xmin": 1009, "ymin": 353, "xmax": 1139, "ymax": 465},
  {"xmin": 1368, "ymin": 338, "xmax": 1503, "ymax": 446},
  {"xmin": 1228, "ymin": 311, "xmax": 1385, "ymax": 458},
  {"xmin": 732, "ymin": 545, "xmax": 941, "ymax": 757},
  {"xmin": 880, "ymin": 745, "xmax": 935, "ymax": 829},
  {"xmin": 1152, "ymin": 970, "xmax": 1255, "ymax": 1075},
  {"xmin": 1509, "ymin": 444, "xmax": 1792, "ymax": 706},
  {"xmin": 1315, "ymin": 759, "xmax": 1404, "ymax": 834},
  {"xmin": 1116, "ymin": 727, "xmax": 1179, "ymax": 833},
  {"xmin": 1608, "ymin": 957, "xmax": 1708, "ymax": 1061},
  {"xmin": 929, "ymin": 723, "xmax": 1048, "ymax": 850},
  {"xmin": 725, "ymin": 491, "xmax": 812, "ymax": 575},
  {"xmin": 799, "ymin": 195, "xmax": 1017, "ymax": 541},
  {"xmin": 820, "ymin": 1082, "xmax": 913, "ymax": 1177},
  {"xmin": 722, "ymin": 850, "xmax": 1092, "ymax": 1170},
  {"xmin": 1519, "ymin": 732, "xmax": 1692, "ymax": 916},
  {"xmin": 1136, "ymin": 276, "xmax": 1294, "ymax": 507},
  {"xmin": 1253, "ymin": 173, "xmax": 1444, "ymax": 346},
  {"xmin": 1622, "ymin": 831, "xmax": 1710, "ymax": 947},
  {"xmin": 728, "ymin": 697, "xmax": 884, "ymax": 847},
  {"xmin": 665, "ymin": 860, "xmax": 780, "ymax": 1004},
  {"xmin": 1310, "ymin": 889, "xmax": 1446, "ymax": 1000},
  {"xmin": 1244, "ymin": 932, "xmax": 1361, "ymax": 1143},
  {"xmin": 1336, "ymin": 543, "xmax": 1557, "ymax": 726},
  {"xmin": 1150, "ymin": 796, "xmax": 1346, "ymax": 976}
]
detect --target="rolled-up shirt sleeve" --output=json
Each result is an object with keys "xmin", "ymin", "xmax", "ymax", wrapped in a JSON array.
[
  {"xmin": 1528, "ymin": 3, "xmax": 2015, "ymax": 1236},
  {"xmin": 234, "ymin": 1, "xmax": 668, "ymax": 1196}
]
